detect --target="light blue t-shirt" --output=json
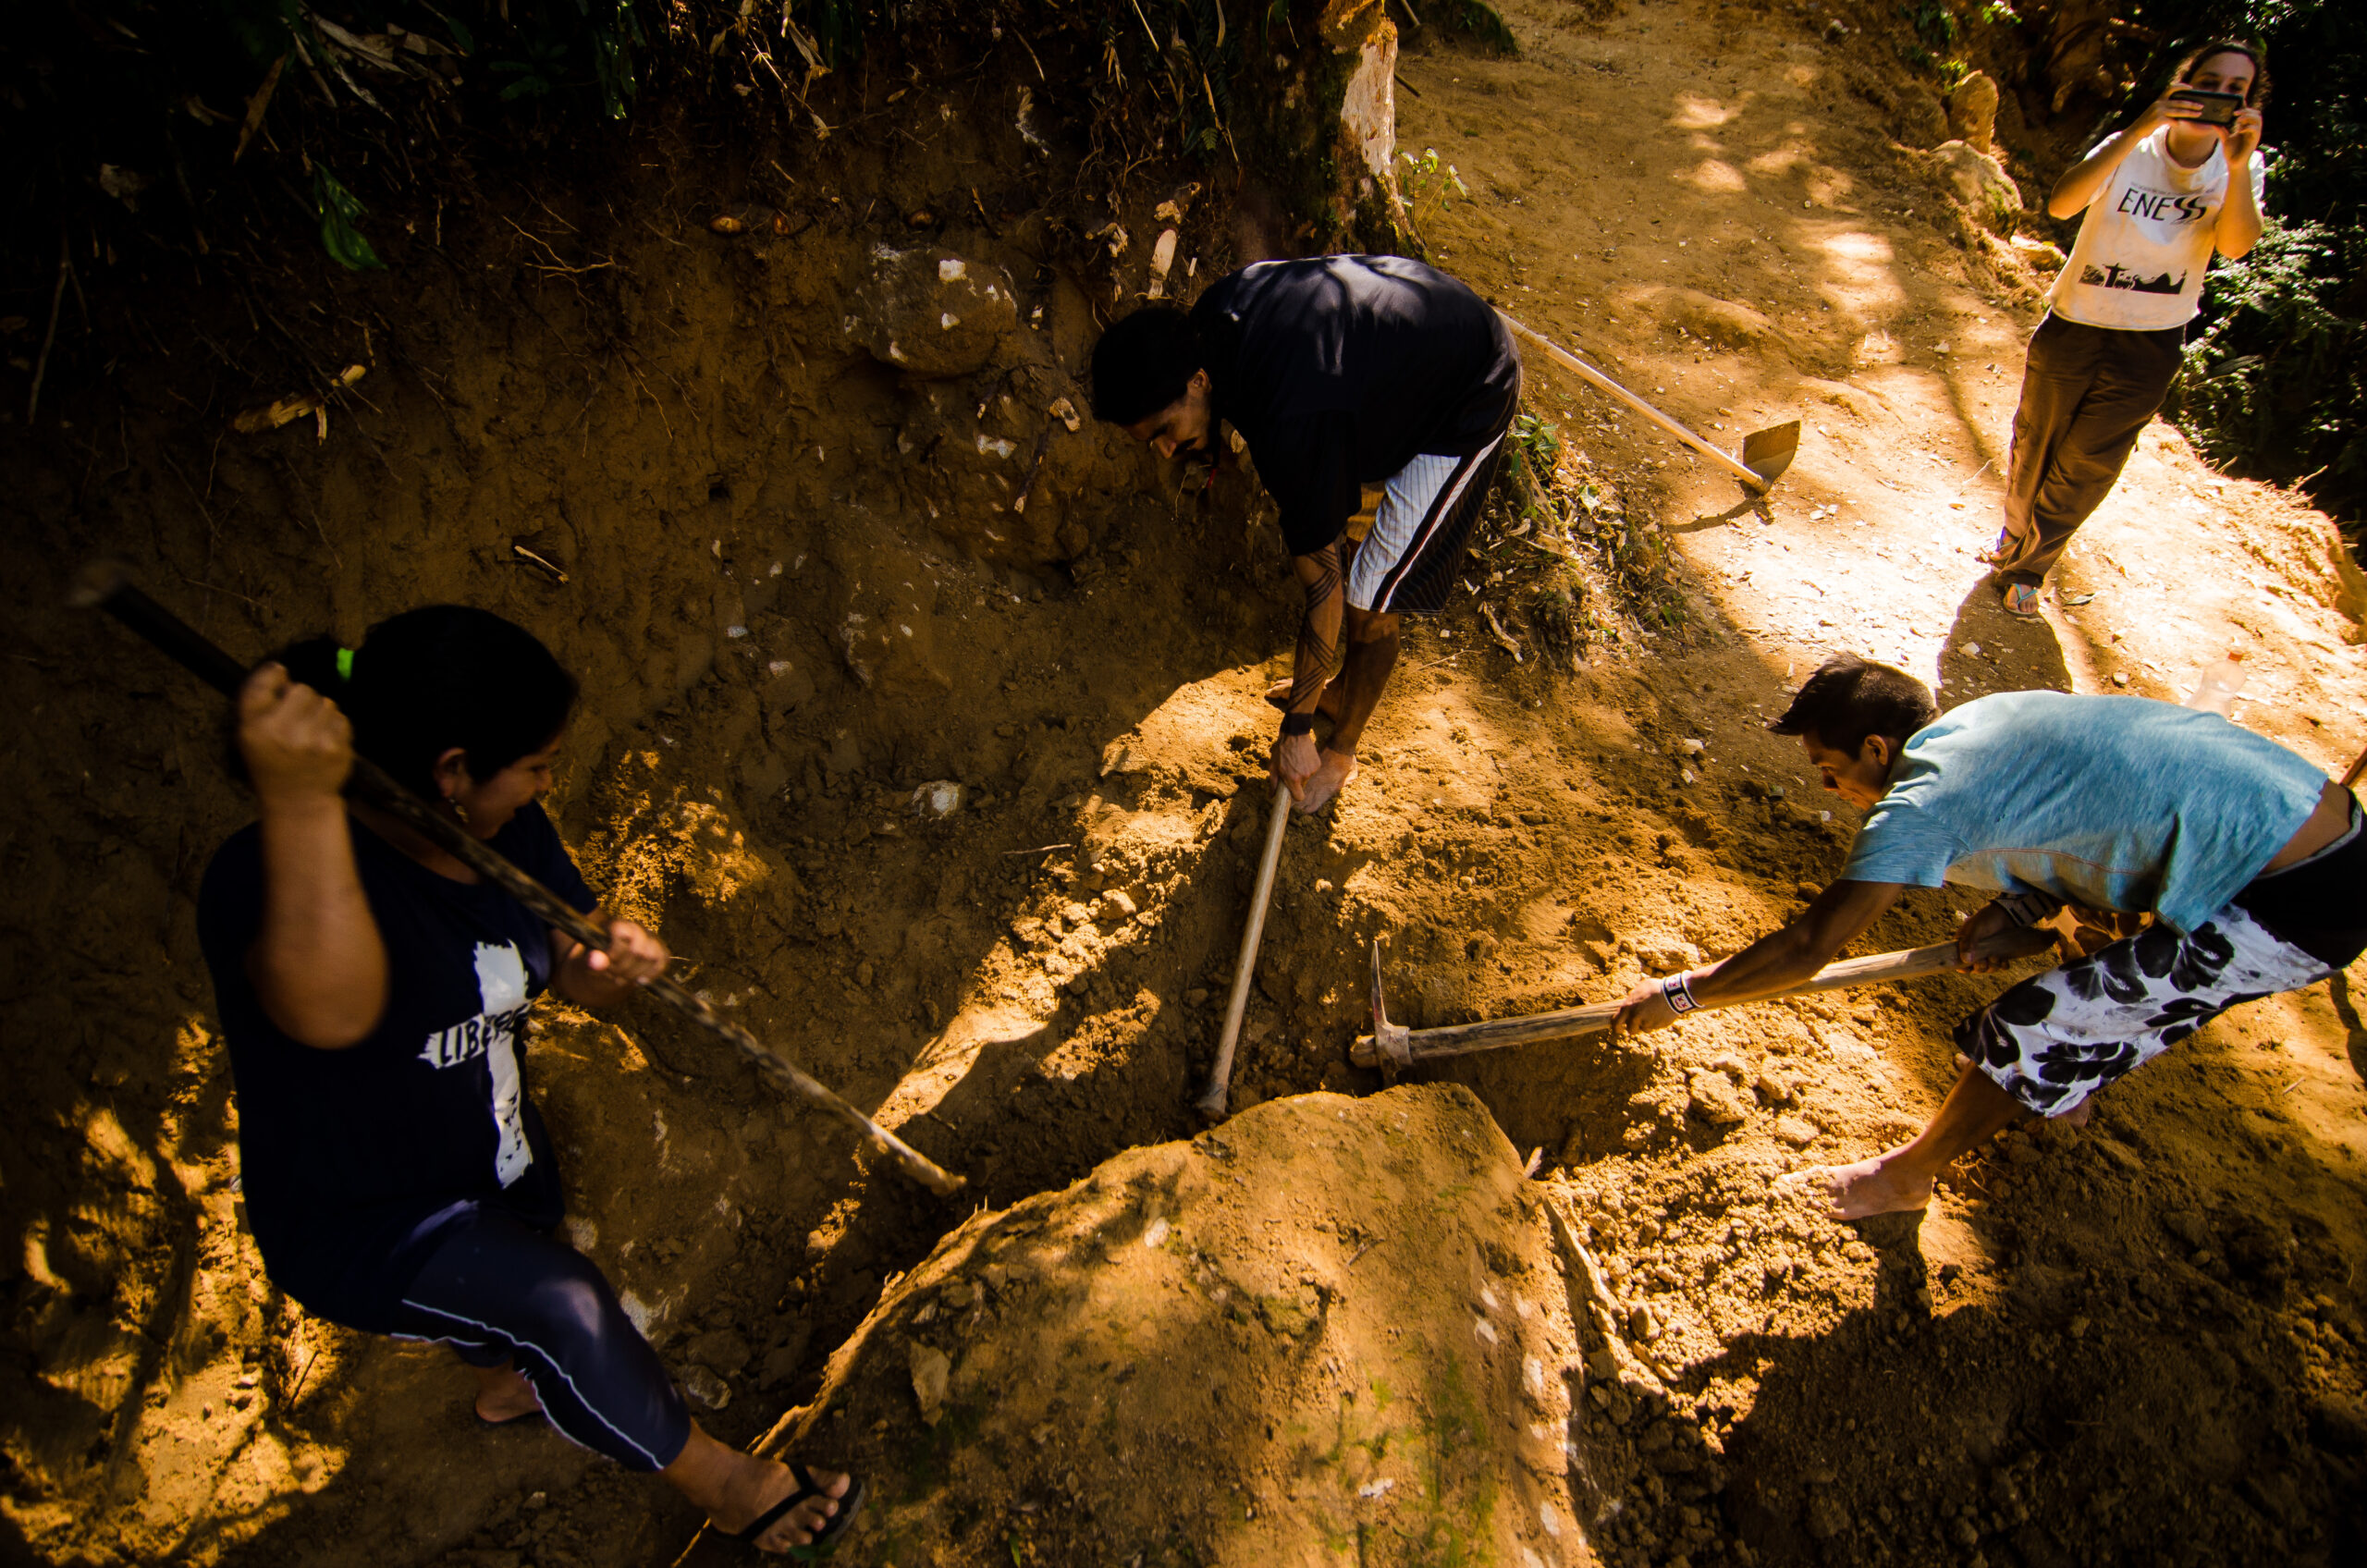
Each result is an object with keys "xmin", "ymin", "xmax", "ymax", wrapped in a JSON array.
[{"xmin": 1838, "ymin": 692, "xmax": 2328, "ymax": 933}]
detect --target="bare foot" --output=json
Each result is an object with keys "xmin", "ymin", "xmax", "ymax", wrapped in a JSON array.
[
  {"xmin": 1293, "ymin": 751, "xmax": 1357, "ymax": 815},
  {"xmin": 1777, "ymin": 1156, "xmax": 1932, "ymax": 1220},
  {"xmin": 715, "ymin": 1457, "xmax": 852, "ymax": 1553},
  {"xmin": 471, "ymin": 1364, "xmax": 545, "ymax": 1425},
  {"xmin": 2056, "ymin": 1096, "xmax": 2094, "ymax": 1129},
  {"xmin": 1265, "ymin": 676, "xmax": 1343, "ymax": 723}
]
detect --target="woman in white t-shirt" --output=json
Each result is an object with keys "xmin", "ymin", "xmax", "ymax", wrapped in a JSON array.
[{"xmin": 1983, "ymin": 42, "xmax": 2267, "ymax": 617}]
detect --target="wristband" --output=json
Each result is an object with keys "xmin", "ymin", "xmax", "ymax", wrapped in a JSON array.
[
  {"xmin": 1279, "ymin": 713, "xmax": 1316, "ymax": 738},
  {"xmin": 1661, "ymin": 971, "xmax": 1699, "ymax": 1014},
  {"xmin": 1994, "ymin": 892, "xmax": 2062, "ymax": 928}
]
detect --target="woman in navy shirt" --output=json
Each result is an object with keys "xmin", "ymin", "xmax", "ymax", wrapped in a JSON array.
[{"xmin": 199, "ymin": 606, "xmax": 857, "ymax": 1555}]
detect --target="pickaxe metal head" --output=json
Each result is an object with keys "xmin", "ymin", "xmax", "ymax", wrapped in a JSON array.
[{"xmin": 1367, "ymin": 938, "xmax": 1410, "ymax": 1068}]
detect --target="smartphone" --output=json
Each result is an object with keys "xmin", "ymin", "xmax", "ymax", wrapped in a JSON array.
[{"xmin": 2168, "ymin": 88, "xmax": 2244, "ymax": 127}]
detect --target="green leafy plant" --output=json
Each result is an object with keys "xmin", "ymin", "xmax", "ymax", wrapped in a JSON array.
[
  {"xmin": 1400, "ymin": 147, "xmax": 1470, "ymax": 233},
  {"xmin": 311, "ymin": 165, "xmax": 384, "ymax": 270},
  {"xmin": 2167, "ymin": 218, "xmax": 2364, "ymax": 508}
]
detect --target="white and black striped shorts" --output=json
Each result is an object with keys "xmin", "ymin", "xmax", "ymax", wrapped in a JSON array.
[{"xmin": 1345, "ymin": 431, "xmax": 1509, "ymax": 617}]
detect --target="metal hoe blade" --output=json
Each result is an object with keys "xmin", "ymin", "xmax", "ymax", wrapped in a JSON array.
[{"xmin": 1741, "ymin": 420, "xmax": 1801, "ymax": 485}]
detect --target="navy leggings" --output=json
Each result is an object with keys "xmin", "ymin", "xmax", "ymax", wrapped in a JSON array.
[{"xmin": 386, "ymin": 1207, "xmax": 691, "ymax": 1471}]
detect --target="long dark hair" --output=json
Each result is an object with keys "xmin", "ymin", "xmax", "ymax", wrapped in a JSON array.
[
  {"xmin": 268, "ymin": 606, "xmax": 578, "ymax": 800},
  {"xmin": 2170, "ymin": 38, "xmax": 2271, "ymax": 108}
]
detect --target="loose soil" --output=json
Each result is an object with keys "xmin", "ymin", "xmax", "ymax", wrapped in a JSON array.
[{"xmin": 2, "ymin": 0, "xmax": 2363, "ymax": 1565}]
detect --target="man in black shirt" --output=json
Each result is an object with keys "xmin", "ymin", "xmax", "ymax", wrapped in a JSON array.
[{"xmin": 1093, "ymin": 256, "xmax": 1521, "ymax": 813}]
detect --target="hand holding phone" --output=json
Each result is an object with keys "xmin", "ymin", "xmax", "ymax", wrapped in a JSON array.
[{"xmin": 2166, "ymin": 88, "xmax": 2244, "ymax": 128}]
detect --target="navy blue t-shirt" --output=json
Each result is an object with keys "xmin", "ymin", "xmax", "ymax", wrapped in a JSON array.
[
  {"xmin": 197, "ymin": 802, "xmax": 597, "ymax": 1329},
  {"xmin": 1191, "ymin": 255, "xmax": 1522, "ymax": 557}
]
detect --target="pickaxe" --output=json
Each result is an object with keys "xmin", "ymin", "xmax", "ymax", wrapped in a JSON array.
[{"xmin": 1352, "ymin": 926, "xmax": 2058, "ymax": 1068}]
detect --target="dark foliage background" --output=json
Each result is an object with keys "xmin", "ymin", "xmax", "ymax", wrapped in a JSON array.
[
  {"xmin": 2104, "ymin": 0, "xmax": 2364, "ymax": 532},
  {"xmin": 0, "ymin": 0, "xmax": 1347, "ymax": 416}
]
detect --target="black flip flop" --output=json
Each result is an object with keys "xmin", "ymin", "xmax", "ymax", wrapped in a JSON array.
[{"xmin": 731, "ymin": 1464, "xmax": 866, "ymax": 1559}]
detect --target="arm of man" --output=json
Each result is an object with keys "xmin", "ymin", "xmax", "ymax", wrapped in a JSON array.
[
  {"xmin": 1270, "ymin": 542, "xmax": 1345, "ymax": 801},
  {"xmin": 2047, "ymin": 100, "xmax": 2176, "ymax": 218},
  {"xmin": 548, "ymin": 913, "xmax": 669, "ymax": 1007},
  {"xmin": 1611, "ymin": 878, "xmax": 1905, "ymax": 1038},
  {"xmin": 2213, "ymin": 110, "xmax": 2265, "ymax": 258},
  {"xmin": 240, "ymin": 665, "xmax": 390, "ymax": 1050}
]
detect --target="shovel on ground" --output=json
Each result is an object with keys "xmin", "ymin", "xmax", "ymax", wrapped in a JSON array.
[
  {"xmin": 1497, "ymin": 310, "xmax": 1800, "ymax": 493},
  {"xmin": 1351, "ymin": 925, "xmax": 2057, "ymax": 1068}
]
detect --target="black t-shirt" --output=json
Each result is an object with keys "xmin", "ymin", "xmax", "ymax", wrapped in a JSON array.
[
  {"xmin": 197, "ymin": 802, "xmax": 597, "ymax": 1327},
  {"xmin": 1191, "ymin": 255, "xmax": 1522, "ymax": 557}
]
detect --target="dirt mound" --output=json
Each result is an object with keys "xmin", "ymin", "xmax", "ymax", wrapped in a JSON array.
[{"xmin": 708, "ymin": 1084, "xmax": 1598, "ymax": 1567}]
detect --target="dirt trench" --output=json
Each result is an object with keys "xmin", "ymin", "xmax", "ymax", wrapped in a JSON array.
[{"xmin": 3, "ymin": 0, "xmax": 2366, "ymax": 1565}]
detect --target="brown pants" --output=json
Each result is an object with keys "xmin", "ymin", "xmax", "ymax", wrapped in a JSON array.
[{"xmin": 1993, "ymin": 313, "xmax": 2185, "ymax": 587}]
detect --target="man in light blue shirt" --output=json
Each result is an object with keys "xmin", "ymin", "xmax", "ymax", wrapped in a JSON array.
[{"xmin": 1611, "ymin": 655, "xmax": 2361, "ymax": 1219}]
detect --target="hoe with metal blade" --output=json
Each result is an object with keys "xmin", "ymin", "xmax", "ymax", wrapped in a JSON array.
[{"xmin": 1498, "ymin": 311, "xmax": 1800, "ymax": 493}]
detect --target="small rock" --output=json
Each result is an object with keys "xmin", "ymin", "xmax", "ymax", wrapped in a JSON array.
[
  {"xmin": 2095, "ymin": 1137, "xmax": 2144, "ymax": 1172},
  {"xmin": 685, "ymin": 1329, "xmax": 752, "ymax": 1378},
  {"xmin": 1962, "ymin": 641, "xmax": 1981, "ymax": 658},
  {"xmin": 1628, "ymin": 1303, "xmax": 1661, "ymax": 1341},
  {"xmin": 1103, "ymin": 888, "xmax": 1139, "ymax": 918},
  {"xmin": 1680, "ymin": 738, "xmax": 1706, "ymax": 754},
  {"xmin": 1185, "ymin": 987, "xmax": 1209, "ymax": 1006},
  {"xmin": 1638, "ymin": 941, "xmax": 1703, "ymax": 973},
  {"xmin": 1688, "ymin": 1072, "xmax": 1750, "ymax": 1125},
  {"xmin": 2112, "ymin": 671, "xmax": 2129, "ymax": 687},
  {"xmin": 1947, "ymin": 69, "xmax": 2001, "ymax": 153},
  {"xmin": 908, "ymin": 1341, "xmax": 950, "ymax": 1427},
  {"xmin": 1775, "ymin": 1116, "xmax": 1821, "ymax": 1148},
  {"xmin": 1805, "ymin": 1491, "xmax": 1849, "ymax": 1539},
  {"xmin": 1756, "ymin": 1068, "xmax": 1796, "ymax": 1104},
  {"xmin": 843, "ymin": 248, "xmax": 1018, "ymax": 377},
  {"xmin": 1929, "ymin": 140, "xmax": 2020, "ymax": 226},
  {"xmin": 912, "ymin": 779, "xmax": 967, "ymax": 817},
  {"xmin": 680, "ymin": 1365, "xmax": 731, "ymax": 1410}
]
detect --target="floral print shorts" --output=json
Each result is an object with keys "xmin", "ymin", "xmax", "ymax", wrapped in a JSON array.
[{"xmin": 1955, "ymin": 901, "xmax": 2337, "ymax": 1118}]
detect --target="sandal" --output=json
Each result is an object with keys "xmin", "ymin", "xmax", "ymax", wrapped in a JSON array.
[
  {"xmin": 1999, "ymin": 582, "xmax": 2042, "ymax": 618},
  {"xmin": 733, "ymin": 1464, "xmax": 867, "ymax": 1559}
]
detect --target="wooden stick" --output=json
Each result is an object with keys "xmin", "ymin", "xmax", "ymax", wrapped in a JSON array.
[
  {"xmin": 26, "ymin": 228, "xmax": 69, "ymax": 425},
  {"xmin": 71, "ymin": 562, "xmax": 965, "ymax": 1197},
  {"xmin": 1496, "ymin": 310, "xmax": 1775, "ymax": 492},
  {"xmin": 1353, "ymin": 927, "xmax": 2056, "ymax": 1068},
  {"xmin": 1195, "ymin": 788, "xmax": 1294, "ymax": 1121}
]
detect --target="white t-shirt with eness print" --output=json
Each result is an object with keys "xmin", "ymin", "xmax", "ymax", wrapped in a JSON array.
[{"xmin": 2048, "ymin": 128, "xmax": 2265, "ymax": 332}]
